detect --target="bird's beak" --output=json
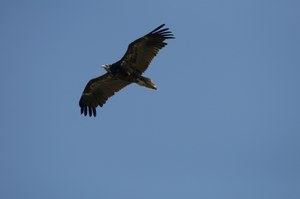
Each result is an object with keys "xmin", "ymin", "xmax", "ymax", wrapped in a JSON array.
[{"xmin": 102, "ymin": 64, "xmax": 110, "ymax": 72}]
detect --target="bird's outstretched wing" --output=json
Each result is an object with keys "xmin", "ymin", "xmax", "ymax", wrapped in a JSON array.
[
  {"xmin": 79, "ymin": 73, "xmax": 131, "ymax": 117},
  {"xmin": 119, "ymin": 24, "xmax": 174, "ymax": 73}
]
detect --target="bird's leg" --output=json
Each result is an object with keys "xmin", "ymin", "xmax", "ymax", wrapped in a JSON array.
[{"xmin": 136, "ymin": 75, "xmax": 157, "ymax": 90}]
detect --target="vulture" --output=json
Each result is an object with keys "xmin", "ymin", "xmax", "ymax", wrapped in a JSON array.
[{"xmin": 79, "ymin": 24, "xmax": 174, "ymax": 117}]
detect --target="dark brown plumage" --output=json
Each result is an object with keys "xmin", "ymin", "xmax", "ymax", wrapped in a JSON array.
[{"xmin": 79, "ymin": 24, "xmax": 174, "ymax": 117}]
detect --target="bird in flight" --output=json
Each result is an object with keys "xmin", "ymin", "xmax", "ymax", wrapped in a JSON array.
[{"xmin": 79, "ymin": 24, "xmax": 175, "ymax": 117}]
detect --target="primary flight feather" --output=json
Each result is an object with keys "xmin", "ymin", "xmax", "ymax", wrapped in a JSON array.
[{"xmin": 79, "ymin": 24, "xmax": 175, "ymax": 117}]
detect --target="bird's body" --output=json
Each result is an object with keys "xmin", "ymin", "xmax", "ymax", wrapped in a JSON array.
[
  {"xmin": 79, "ymin": 24, "xmax": 174, "ymax": 117},
  {"xmin": 103, "ymin": 62, "xmax": 157, "ymax": 90}
]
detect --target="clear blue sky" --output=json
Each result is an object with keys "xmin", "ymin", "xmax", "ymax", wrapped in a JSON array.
[{"xmin": 1, "ymin": 0, "xmax": 299, "ymax": 198}]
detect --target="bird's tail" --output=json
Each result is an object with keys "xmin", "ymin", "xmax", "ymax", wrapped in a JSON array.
[{"xmin": 136, "ymin": 76, "xmax": 157, "ymax": 90}]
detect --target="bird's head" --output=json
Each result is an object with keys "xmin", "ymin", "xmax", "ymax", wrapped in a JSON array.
[{"xmin": 102, "ymin": 64, "xmax": 111, "ymax": 73}]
